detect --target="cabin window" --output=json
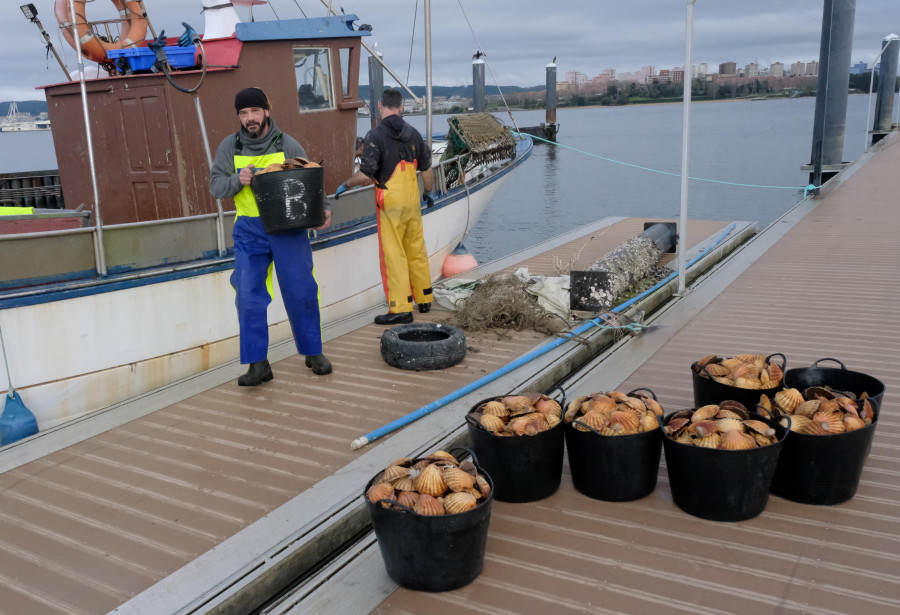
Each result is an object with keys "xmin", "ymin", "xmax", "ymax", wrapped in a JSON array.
[
  {"xmin": 293, "ymin": 47, "xmax": 334, "ymax": 111},
  {"xmin": 339, "ymin": 48, "xmax": 351, "ymax": 98}
]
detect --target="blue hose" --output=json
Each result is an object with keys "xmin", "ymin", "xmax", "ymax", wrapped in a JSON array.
[{"xmin": 350, "ymin": 223, "xmax": 737, "ymax": 449}]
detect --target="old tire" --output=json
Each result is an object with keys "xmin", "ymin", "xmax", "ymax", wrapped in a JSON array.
[{"xmin": 380, "ymin": 323, "xmax": 467, "ymax": 371}]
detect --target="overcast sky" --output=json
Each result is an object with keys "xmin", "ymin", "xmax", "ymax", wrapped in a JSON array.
[{"xmin": 2, "ymin": 0, "xmax": 899, "ymax": 102}]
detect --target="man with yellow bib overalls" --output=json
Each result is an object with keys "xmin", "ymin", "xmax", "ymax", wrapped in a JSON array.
[
  {"xmin": 210, "ymin": 87, "xmax": 332, "ymax": 386},
  {"xmin": 335, "ymin": 89, "xmax": 435, "ymax": 325}
]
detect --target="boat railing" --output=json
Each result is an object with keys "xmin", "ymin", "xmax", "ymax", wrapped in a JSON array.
[{"xmin": 0, "ymin": 140, "xmax": 527, "ymax": 301}]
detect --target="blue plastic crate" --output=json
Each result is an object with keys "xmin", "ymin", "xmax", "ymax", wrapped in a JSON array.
[{"xmin": 106, "ymin": 45, "xmax": 196, "ymax": 71}]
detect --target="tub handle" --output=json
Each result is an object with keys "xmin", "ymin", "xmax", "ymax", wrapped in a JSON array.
[
  {"xmin": 465, "ymin": 413, "xmax": 490, "ymax": 434},
  {"xmin": 810, "ymin": 357, "xmax": 846, "ymax": 370},
  {"xmin": 627, "ymin": 387, "xmax": 658, "ymax": 400},
  {"xmin": 449, "ymin": 446, "xmax": 482, "ymax": 469},
  {"xmin": 375, "ymin": 499, "xmax": 416, "ymax": 514},
  {"xmin": 571, "ymin": 418, "xmax": 606, "ymax": 437},
  {"xmin": 765, "ymin": 352, "xmax": 786, "ymax": 371},
  {"xmin": 543, "ymin": 384, "xmax": 567, "ymax": 410}
]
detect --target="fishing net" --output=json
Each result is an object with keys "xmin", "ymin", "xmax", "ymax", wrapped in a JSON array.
[
  {"xmin": 448, "ymin": 272, "xmax": 568, "ymax": 336},
  {"xmin": 440, "ymin": 113, "xmax": 516, "ymax": 189}
]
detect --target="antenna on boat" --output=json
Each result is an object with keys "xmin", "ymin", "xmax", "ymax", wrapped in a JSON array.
[{"xmin": 19, "ymin": 3, "xmax": 70, "ymax": 80}]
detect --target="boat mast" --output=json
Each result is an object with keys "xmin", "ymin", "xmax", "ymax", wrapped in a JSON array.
[
  {"xmin": 68, "ymin": 0, "xmax": 106, "ymax": 276},
  {"xmin": 424, "ymin": 0, "xmax": 433, "ymax": 149}
]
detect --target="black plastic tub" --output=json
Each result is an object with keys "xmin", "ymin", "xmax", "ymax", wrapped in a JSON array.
[
  {"xmin": 563, "ymin": 389, "xmax": 663, "ymax": 502},
  {"xmin": 466, "ymin": 396, "xmax": 564, "ymax": 503},
  {"xmin": 691, "ymin": 353, "xmax": 786, "ymax": 410},
  {"xmin": 364, "ymin": 459, "xmax": 493, "ymax": 592},
  {"xmin": 771, "ymin": 358, "xmax": 884, "ymax": 505},
  {"xmin": 662, "ymin": 410, "xmax": 788, "ymax": 522},
  {"xmin": 251, "ymin": 166, "xmax": 325, "ymax": 233}
]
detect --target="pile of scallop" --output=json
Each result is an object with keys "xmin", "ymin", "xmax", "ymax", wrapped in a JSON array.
[
  {"xmin": 469, "ymin": 393, "xmax": 562, "ymax": 436},
  {"xmin": 693, "ymin": 353, "xmax": 783, "ymax": 390},
  {"xmin": 759, "ymin": 386, "xmax": 876, "ymax": 435},
  {"xmin": 365, "ymin": 451, "xmax": 491, "ymax": 516},
  {"xmin": 564, "ymin": 390, "xmax": 663, "ymax": 435},
  {"xmin": 254, "ymin": 157, "xmax": 322, "ymax": 174},
  {"xmin": 664, "ymin": 401, "xmax": 779, "ymax": 449}
]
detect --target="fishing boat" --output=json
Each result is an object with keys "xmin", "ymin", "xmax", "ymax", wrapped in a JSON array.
[{"xmin": 0, "ymin": 1, "xmax": 532, "ymax": 435}]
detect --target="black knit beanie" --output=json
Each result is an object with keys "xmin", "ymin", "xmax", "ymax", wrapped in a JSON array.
[{"xmin": 235, "ymin": 87, "xmax": 270, "ymax": 112}]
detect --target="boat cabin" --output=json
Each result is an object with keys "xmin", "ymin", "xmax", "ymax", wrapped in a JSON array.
[{"xmin": 41, "ymin": 16, "xmax": 368, "ymax": 225}]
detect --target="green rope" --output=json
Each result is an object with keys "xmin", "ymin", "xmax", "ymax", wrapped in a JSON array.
[{"xmin": 514, "ymin": 130, "xmax": 817, "ymax": 192}]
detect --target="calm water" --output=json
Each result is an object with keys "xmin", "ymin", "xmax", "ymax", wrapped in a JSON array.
[{"xmin": 3, "ymin": 95, "xmax": 874, "ymax": 263}]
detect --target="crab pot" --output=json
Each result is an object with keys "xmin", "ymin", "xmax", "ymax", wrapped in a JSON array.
[
  {"xmin": 364, "ymin": 466, "xmax": 493, "ymax": 592},
  {"xmin": 691, "ymin": 353, "xmax": 786, "ymax": 409},
  {"xmin": 250, "ymin": 166, "xmax": 325, "ymax": 233},
  {"xmin": 771, "ymin": 359, "xmax": 884, "ymax": 505},
  {"xmin": 563, "ymin": 420, "xmax": 662, "ymax": 501},
  {"xmin": 466, "ymin": 397, "xmax": 564, "ymax": 502},
  {"xmin": 662, "ymin": 411, "xmax": 788, "ymax": 522}
]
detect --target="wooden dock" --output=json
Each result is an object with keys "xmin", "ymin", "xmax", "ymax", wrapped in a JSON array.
[{"xmin": 0, "ymin": 133, "xmax": 898, "ymax": 615}]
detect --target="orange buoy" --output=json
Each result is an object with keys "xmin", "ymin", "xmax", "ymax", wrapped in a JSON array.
[
  {"xmin": 55, "ymin": 0, "xmax": 148, "ymax": 66},
  {"xmin": 442, "ymin": 243, "xmax": 478, "ymax": 278}
]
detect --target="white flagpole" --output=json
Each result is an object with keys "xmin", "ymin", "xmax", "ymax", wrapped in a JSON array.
[{"xmin": 677, "ymin": 0, "xmax": 696, "ymax": 296}]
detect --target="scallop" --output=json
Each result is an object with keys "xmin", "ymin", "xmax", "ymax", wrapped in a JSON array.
[
  {"xmin": 387, "ymin": 457, "xmax": 413, "ymax": 468},
  {"xmin": 767, "ymin": 363, "xmax": 784, "ymax": 385},
  {"xmin": 643, "ymin": 397, "xmax": 664, "ymax": 416},
  {"xmin": 366, "ymin": 482, "xmax": 396, "ymax": 505},
  {"xmin": 719, "ymin": 430, "xmax": 757, "ymax": 450},
  {"xmin": 413, "ymin": 463, "xmax": 447, "ymax": 497},
  {"xmin": 719, "ymin": 358, "xmax": 743, "ymax": 370},
  {"xmin": 793, "ymin": 400, "xmax": 821, "ymax": 418},
  {"xmin": 730, "ymin": 363, "xmax": 755, "ymax": 380},
  {"xmin": 535, "ymin": 397, "xmax": 562, "ymax": 420},
  {"xmin": 414, "ymin": 493, "xmax": 444, "ymax": 516},
  {"xmin": 691, "ymin": 405, "xmax": 720, "ymax": 422},
  {"xmin": 752, "ymin": 432, "xmax": 775, "ymax": 447},
  {"xmin": 458, "ymin": 460, "xmax": 477, "ymax": 476},
  {"xmin": 716, "ymin": 417, "xmax": 744, "ymax": 433},
  {"xmin": 392, "ymin": 476, "xmax": 415, "ymax": 492},
  {"xmin": 482, "ymin": 400, "xmax": 509, "ymax": 417},
  {"xmin": 774, "ymin": 388, "xmax": 804, "ymax": 413},
  {"xmin": 703, "ymin": 363, "xmax": 731, "ymax": 377},
  {"xmin": 695, "ymin": 354, "xmax": 719, "ymax": 367},
  {"xmin": 798, "ymin": 419, "xmax": 829, "ymax": 436},
  {"xmin": 564, "ymin": 396, "xmax": 588, "ymax": 422},
  {"xmin": 743, "ymin": 420, "xmax": 775, "ymax": 437},
  {"xmin": 546, "ymin": 413, "xmax": 561, "ymax": 428},
  {"xmin": 665, "ymin": 417, "xmax": 690, "ymax": 436},
  {"xmin": 396, "ymin": 490, "xmax": 419, "ymax": 509},
  {"xmin": 585, "ymin": 396, "xmax": 618, "ymax": 414},
  {"xmin": 787, "ymin": 415, "xmax": 812, "ymax": 433},
  {"xmin": 843, "ymin": 415, "xmax": 867, "ymax": 432},
  {"xmin": 443, "ymin": 491, "xmax": 477, "ymax": 514},
  {"xmin": 734, "ymin": 377, "xmax": 762, "ymax": 390},
  {"xmin": 639, "ymin": 413, "xmax": 660, "ymax": 432},
  {"xmin": 719, "ymin": 400, "xmax": 750, "ymax": 418},
  {"xmin": 429, "ymin": 450, "xmax": 459, "ymax": 464},
  {"xmin": 475, "ymin": 474, "xmax": 491, "ymax": 499},
  {"xmin": 480, "ymin": 413, "xmax": 506, "ymax": 434},
  {"xmin": 812, "ymin": 411, "xmax": 845, "ymax": 434},
  {"xmin": 689, "ymin": 420, "xmax": 718, "ymax": 438},
  {"xmin": 608, "ymin": 410, "xmax": 640, "ymax": 434},
  {"xmin": 443, "ymin": 467, "xmax": 476, "ymax": 492},
  {"xmin": 694, "ymin": 433, "xmax": 721, "ymax": 448},
  {"xmin": 500, "ymin": 395, "xmax": 534, "ymax": 412},
  {"xmin": 573, "ymin": 410, "xmax": 607, "ymax": 433},
  {"xmin": 382, "ymin": 464, "xmax": 410, "ymax": 482}
]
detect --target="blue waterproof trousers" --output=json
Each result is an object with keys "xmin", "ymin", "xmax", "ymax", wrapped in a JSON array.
[{"xmin": 231, "ymin": 216, "xmax": 323, "ymax": 363}]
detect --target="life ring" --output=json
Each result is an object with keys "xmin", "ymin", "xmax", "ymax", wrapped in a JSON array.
[
  {"xmin": 380, "ymin": 323, "xmax": 467, "ymax": 371},
  {"xmin": 55, "ymin": 0, "xmax": 148, "ymax": 65}
]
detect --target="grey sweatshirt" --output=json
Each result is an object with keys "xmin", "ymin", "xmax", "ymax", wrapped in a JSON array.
[{"xmin": 209, "ymin": 118, "xmax": 307, "ymax": 199}]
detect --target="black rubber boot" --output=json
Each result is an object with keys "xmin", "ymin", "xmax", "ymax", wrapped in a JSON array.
[
  {"xmin": 418, "ymin": 302, "xmax": 432, "ymax": 314},
  {"xmin": 305, "ymin": 354, "xmax": 333, "ymax": 375},
  {"xmin": 374, "ymin": 312, "xmax": 413, "ymax": 325},
  {"xmin": 238, "ymin": 360, "xmax": 273, "ymax": 386}
]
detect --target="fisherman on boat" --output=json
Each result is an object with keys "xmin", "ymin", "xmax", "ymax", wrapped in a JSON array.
[
  {"xmin": 209, "ymin": 87, "xmax": 332, "ymax": 386},
  {"xmin": 335, "ymin": 89, "xmax": 436, "ymax": 325}
]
